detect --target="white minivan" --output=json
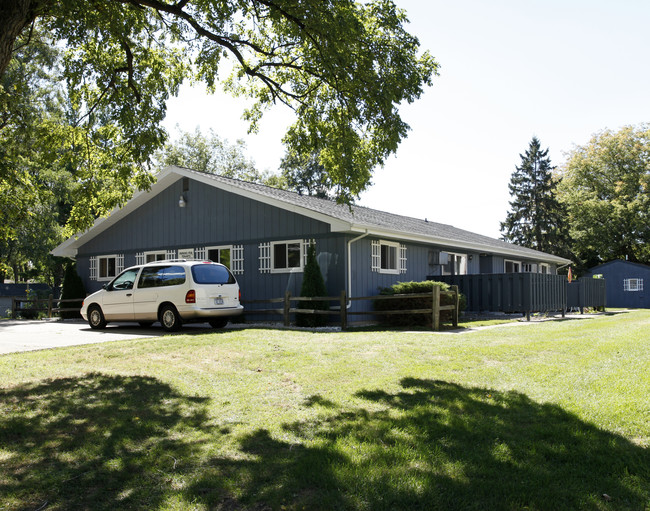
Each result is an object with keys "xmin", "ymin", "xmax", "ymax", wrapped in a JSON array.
[{"xmin": 81, "ymin": 260, "xmax": 243, "ymax": 331}]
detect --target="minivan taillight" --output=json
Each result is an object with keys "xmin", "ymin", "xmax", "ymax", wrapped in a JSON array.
[
  {"xmin": 239, "ymin": 290, "xmax": 241, "ymax": 302},
  {"xmin": 185, "ymin": 290, "xmax": 196, "ymax": 303}
]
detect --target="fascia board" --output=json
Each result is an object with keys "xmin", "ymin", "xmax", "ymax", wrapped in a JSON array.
[{"xmin": 347, "ymin": 225, "xmax": 572, "ymax": 265}]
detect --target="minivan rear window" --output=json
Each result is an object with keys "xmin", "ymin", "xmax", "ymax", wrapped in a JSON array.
[
  {"xmin": 138, "ymin": 265, "xmax": 186, "ymax": 288},
  {"xmin": 191, "ymin": 264, "xmax": 236, "ymax": 285}
]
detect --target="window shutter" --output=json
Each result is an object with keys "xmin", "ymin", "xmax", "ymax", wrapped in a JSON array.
[
  {"xmin": 371, "ymin": 240, "xmax": 381, "ymax": 272},
  {"xmin": 89, "ymin": 257, "xmax": 97, "ymax": 281},
  {"xmin": 400, "ymin": 244, "xmax": 407, "ymax": 274},
  {"xmin": 116, "ymin": 254, "xmax": 124, "ymax": 274},
  {"xmin": 166, "ymin": 249, "xmax": 176, "ymax": 260},
  {"xmin": 135, "ymin": 252, "xmax": 145, "ymax": 265},
  {"xmin": 303, "ymin": 239, "xmax": 314, "ymax": 267},
  {"xmin": 232, "ymin": 245, "xmax": 244, "ymax": 275},
  {"xmin": 259, "ymin": 242, "xmax": 271, "ymax": 273},
  {"xmin": 195, "ymin": 247, "xmax": 206, "ymax": 261}
]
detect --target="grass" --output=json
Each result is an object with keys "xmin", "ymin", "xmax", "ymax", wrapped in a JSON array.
[{"xmin": 0, "ymin": 310, "xmax": 649, "ymax": 510}]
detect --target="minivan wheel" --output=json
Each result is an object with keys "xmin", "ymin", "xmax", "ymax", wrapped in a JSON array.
[
  {"xmin": 88, "ymin": 305, "xmax": 107, "ymax": 329},
  {"xmin": 160, "ymin": 305, "xmax": 182, "ymax": 332},
  {"xmin": 209, "ymin": 318, "xmax": 228, "ymax": 329}
]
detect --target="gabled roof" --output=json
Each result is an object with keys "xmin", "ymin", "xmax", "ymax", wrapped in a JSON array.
[
  {"xmin": 587, "ymin": 259, "xmax": 650, "ymax": 273},
  {"xmin": 53, "ymin": 165, "xmax": 571, "ymax": 264}
]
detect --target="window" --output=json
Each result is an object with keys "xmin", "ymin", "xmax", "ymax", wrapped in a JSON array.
[
  {"xmin": 192, "ymin": 264, "xmax": 236, "ymax": 285},
  {"xmin": 504, "ymin": 260, "xmax": 521, "ymax": 273},
  {"xmin": 272, "ymin": 240, "xmax": 302, "ymax": 272},
  {"xmin": 138, "ymin": 265, "xmax": 187, "ymax": 288},
  {"xmin": 145, "ymin": 251, "xmax": 167, "ymax": 263},
  {"xmin": 442, "ymin": 252, "xmax": 467, "ymax": 276},
  {"xmin": 624, "ymin": 278, "xmax": 644, "ymax": 292},
  {"xmin": 109, "ymin": 268, "xmax": 139, "ymax": 291},
  {"xmin": 539, "ymin": 263, "xmax": 550, "ymax": 274},
  {"xmin": 371, "ymin": 240, "xmax": 406, "ymax": 274},
  {"xmin": 91, "ymin": 254, "xmax": 124, "ymax": 281},
  {"xmin": 207, "ymin": 246, "xmax": 232, "ymax": 268},
  {"xmin": 522, "ymin": 263, "xmax": 535, "ymax": 273}
]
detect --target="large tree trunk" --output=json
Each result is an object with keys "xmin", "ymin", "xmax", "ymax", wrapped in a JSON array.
[{"xmin": 0, "ymin": 0, "xmax": 41, "ymax": 78}]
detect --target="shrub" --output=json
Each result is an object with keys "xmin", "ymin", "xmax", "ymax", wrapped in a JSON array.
[
  {"xmin": 296, "ymin": 242, "xmax": 329, "ymax": 327},
  {"xmin": 60, "ymin": 261, "xmax": 86, "ymax": 319},
  {"xmin": 374, "ymin": 280, "xmax": 465, "ymax": 328}
]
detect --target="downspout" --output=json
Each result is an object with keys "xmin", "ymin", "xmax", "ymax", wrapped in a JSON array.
[{"xmin": 346, "ymin": 230, "xmax": 370, "ymax": 309}]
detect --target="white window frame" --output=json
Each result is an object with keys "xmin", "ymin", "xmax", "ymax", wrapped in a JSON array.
[
  {"xmin": 624, "ymin": 278, "xmax": 643, "ymax": 292},
  {"xmin": 144, "ymin": 250, "xmax": 167, "ymax": 263},
  {"xmin": 522, "ymin": 263, "xmax": 536, "ymax": 273},
  {"xmin": 442, "ymin": 252, "xmax": 468, "ymax": 276},
  {"xmin": 206, "ymin": 245, "xmax": 232, "ymax": 266},
  {"xmin": 504, "ymin": 259, "xmax": 521, "ymax": 273},
  {"xmin": 539, "ymin": 263, "xmax": 550, "ymax": 274},
  {"xmin": 271, "ymin": 239, "xmax": 304, "ymax": 273},
  {"xmin": 371, "ymin": 240, "xmax": 406, "ymax": 275},
  {"xmin": 95, "ymin": 254, "xmax": 123, "ymax": 281}
]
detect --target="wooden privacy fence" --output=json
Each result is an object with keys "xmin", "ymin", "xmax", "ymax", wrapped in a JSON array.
[
  {"xmin": 11, "ymin": 295, "xmax": 82, "ymax": 319},
  {"xmin": 438, "ymin": 273, "xmax": 606, "ymax": 319},
  {"xmin": 567, "ymin": 278, "xmax": 607, "ymax": 312},
  {"xmin": 242, "ymin": 286, "xmax": 460, "ymax": 331}
]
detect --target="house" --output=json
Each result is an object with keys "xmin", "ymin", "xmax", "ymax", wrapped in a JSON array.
[
  {"xmin": 52, "ymin": 166, "xmax": 571, "ymax": 315},
  {"xmin": 585, "ymin": 260, "xmax": 649, "ymax": 309}
]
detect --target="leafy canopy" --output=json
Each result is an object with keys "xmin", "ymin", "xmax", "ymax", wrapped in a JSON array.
[
  {"xmin": 558, "ymin": 125, "xmax": 650, "ymax": 266},
  {"xmin": 1, "ymin": 0, "xmax": 438, "ymax": 235}
]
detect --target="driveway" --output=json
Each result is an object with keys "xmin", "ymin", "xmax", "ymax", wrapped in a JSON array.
[{"xmin": 0, "ymin": 319, "xmax": 217, "ymax": 354}]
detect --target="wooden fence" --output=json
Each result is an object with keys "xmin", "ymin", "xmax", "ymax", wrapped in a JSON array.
[
  {"xmin": 242, "ymin": 285, "xmax": 460, "ymax": 331},
  {"xmin": 11, "ymin": 295, "xmax": 82, "ymax": 319},
  {"xmin": 438, "ymin": 273, "xmax": 606, "ymax": 319}
]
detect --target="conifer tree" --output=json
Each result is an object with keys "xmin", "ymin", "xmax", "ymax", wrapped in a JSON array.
[
  {"xmin": 296, "ymin": 242, "xmax": 329, "ymax": 327},
  {"xmin": 60, "ymin": 261, "xmax": 86, "ymax": 319},
  {"xmin": 500, "ymin": 137, "xmax": 569, "ymax": 256}
]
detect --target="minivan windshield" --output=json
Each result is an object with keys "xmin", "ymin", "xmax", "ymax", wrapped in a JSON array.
[{"xmin": 191, "ymin": 263, "xmax": 236, "ymax": 285}]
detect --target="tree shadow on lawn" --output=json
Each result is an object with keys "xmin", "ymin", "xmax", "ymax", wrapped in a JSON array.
[
  {"xmin": 191, "ymin": 379, "xmax": 649, "ymax": 511},
  {"xmin": 2, "ymin": 375, "xmax": 648, "ymax": 511},
  {"xmin": 0, "ymin": 372, "xmax": 218, "ymax": 511}
]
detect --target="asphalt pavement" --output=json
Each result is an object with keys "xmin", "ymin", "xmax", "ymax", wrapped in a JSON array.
[{"xmin": 0, "ymin": 319, "xmax": 215, "ymax": 354}]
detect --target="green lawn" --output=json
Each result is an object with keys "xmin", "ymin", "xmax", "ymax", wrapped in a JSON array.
[{"xmin": 1, "ymin": 311, "xmax": 649, "ymax": 510}]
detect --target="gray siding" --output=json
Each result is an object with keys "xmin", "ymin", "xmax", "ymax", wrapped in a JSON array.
[{"xmin": 77, "ymin": 178, "xmax": 338, "ymax": 295}]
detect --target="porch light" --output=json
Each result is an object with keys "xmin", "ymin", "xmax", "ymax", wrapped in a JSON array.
[{"xmin": 178, "ymin": 194, "xmax": 186, "ymax": 208}]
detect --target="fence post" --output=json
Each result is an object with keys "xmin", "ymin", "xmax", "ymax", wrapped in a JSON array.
[
  {"xmin": 284, "ymin": 291, "xmax": 291, "ymax": 327},
  {"xmin": 432, "ymin": 285, "xmax": 440, "ymax": 331},
  {"xmin": 48, "ymin": 294, "xmax": 53, "ymax": 318},
  {"xmin": 340, "ymin": 290, "xmax": 347, "ymax": 331},
  {"xmin": 451, "ymin": 285, "xmax": 459, "ymax": 328}
]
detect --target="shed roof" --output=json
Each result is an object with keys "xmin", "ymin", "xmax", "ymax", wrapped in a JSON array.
[{"xmin": 53, "ymin": 165, "xmax": 571, "ymax": 265}]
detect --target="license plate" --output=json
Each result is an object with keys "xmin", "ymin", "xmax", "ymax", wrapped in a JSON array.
[{"xmin": 214, "ymin": 297, "xmax": 224, "ymax": 305}]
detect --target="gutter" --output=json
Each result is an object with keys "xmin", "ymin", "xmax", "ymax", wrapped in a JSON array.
[{"xmin": 346, "ymin": 230, "xmax": 370, "ymax": 309}]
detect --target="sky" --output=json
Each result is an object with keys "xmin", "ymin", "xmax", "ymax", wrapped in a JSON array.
[{"xmin": 162, "ymin": 0, "xmax": 650, "ymax": 239}]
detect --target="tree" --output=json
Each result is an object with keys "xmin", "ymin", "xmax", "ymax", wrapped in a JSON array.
[
  {"xmin": 280, "ymin": 150, "xmax": 335, "ymax": 199},
  {"xmin": 1, "ymin": 0, "xmax": 438, "ymax": 236},
  {"xmin": 558, "ymin": 125, "xmax": 650, "ymax": 267},
  {"xmin": 296, "ymin": 242, "xmax": 329, "ymax": 327},
  {"xmin": 59, "ymin": 261, "xmax": 86, "ymax": 319},
  {"xmin": 500, "ymin": 137, "xmax": 569, "ymax": 256},
  {"xmin": 156, "ymin": 127, "xmax": 282, "ymax": 185}
]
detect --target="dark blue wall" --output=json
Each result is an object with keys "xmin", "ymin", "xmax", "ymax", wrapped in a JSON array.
[{"xmin": 585, "ymin": 260, "xmax": 649, "ymax": 309}]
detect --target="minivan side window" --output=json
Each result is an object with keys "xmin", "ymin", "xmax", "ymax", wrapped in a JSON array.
[{"xmin": 138, "ymin": 265, "xmax": 186, "ymax": 288}]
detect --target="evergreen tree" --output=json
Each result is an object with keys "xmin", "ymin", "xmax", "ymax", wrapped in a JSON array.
[
  {"xmin": 60, "ymin": 261, "xmax": 86, "ymax": 319},
  {"xmin": 500, "ymin": 137, "xmax": 569, "ymax": 256},
  {"xmin": 296, "ymin": 242, "xmax": 329, "ymax": 327}
]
